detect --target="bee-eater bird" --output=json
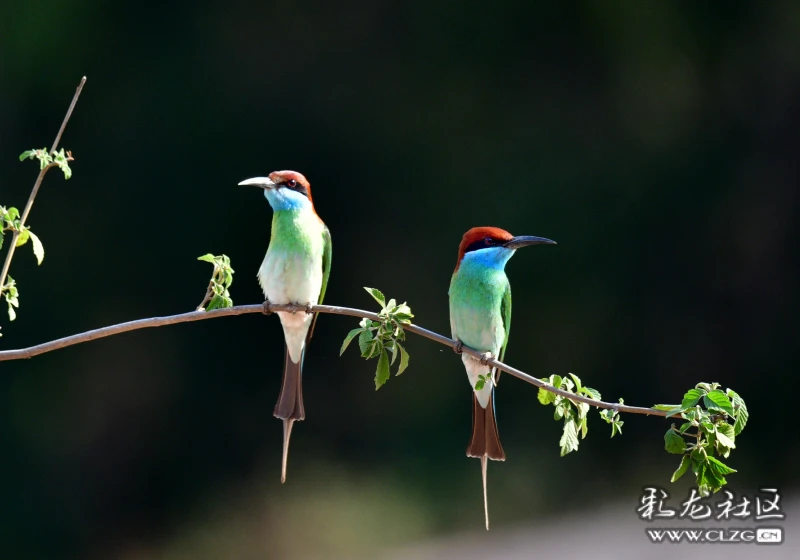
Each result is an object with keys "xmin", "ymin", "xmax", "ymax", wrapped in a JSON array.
[
  {"xmin": 238, "ymin": 171, "xmax": 332, "ymax": 484},
  {"xmin": 448, "ymin": 226, "xmax": 555, "ymax": 529}
]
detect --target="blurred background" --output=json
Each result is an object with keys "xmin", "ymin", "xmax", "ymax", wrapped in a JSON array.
[{"xmin": 1, "ymin": 1, "xmax": 798, "ymax": 558}]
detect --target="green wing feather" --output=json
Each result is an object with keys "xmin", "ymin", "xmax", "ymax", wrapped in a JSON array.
[
  {"xmin": 494, "ymin": 281, "xmax": 512, "ymax": 385},
  {"xmin": 308, "ymin": 224, "xmax": 332, "ymax": 340}
]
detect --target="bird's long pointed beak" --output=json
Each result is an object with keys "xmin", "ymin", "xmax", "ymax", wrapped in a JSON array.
[
  {"xmin": 503, "ymin": 235, "xmax": 557, "ymax": 249},
  {"xmin": 238, "ymin": 176, "xmax": 277, "ymax": 189}
]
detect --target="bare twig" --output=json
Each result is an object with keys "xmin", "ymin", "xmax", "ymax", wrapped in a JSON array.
[
  {"xmin": 0, "ymin": 301, "xmax": 667, "ymax": 418},
  {"xmin": 196, "ymin": 283, "xmax": 214, "ymax": 311},
  {"xmin": 0, "ymin": 76, "xmax": 87, "ymax": 292}
]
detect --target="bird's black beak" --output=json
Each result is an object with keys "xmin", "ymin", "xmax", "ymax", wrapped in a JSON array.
[
  {"xmin": 503, "ymin": 235, "xmax": 557, "ymax": 249},
  {"xmin": 238, "ymin": 177, "xmax": 277, "ymax": 189}
]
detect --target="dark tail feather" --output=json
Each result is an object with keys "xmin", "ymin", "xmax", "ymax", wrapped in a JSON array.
[
  {"xmin": 274, "ymin": 345, "xmax": 305, "ymax": 483},
  {"xmin": 467, "ymin": 392, "xmax": 505, "ymax": 530},
  {"xmin": 467, "ymin": 392, "xmax": 505, "ymax": 461}
]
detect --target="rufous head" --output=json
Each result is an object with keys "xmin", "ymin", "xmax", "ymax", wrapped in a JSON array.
[{"xmin": 455, "ymin": 226, "xmax": 556, "ymax": 271}]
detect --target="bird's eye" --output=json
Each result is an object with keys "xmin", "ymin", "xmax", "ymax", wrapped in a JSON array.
[
  {"xmin": 286, "ymin": 179, "xmax": 297, "ymax": 188},
  {"xmin": 484, "ymin": 237, "xmax": 495, "ymax": 245}
]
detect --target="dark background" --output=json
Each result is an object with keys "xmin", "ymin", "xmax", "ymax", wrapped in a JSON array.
[{"xmin": 1, "ymin": 1, "xmax": 798, "ymax": 558}]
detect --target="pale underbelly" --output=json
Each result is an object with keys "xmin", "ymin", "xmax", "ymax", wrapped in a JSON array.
[
  {"xmin": 451, "ymin": 307, "xmax": 504, "ymax": 408},
  {"xmin": 259, "ymin": 252, "xmax": 322, "ymax": 302},
  {"xmin": 258, "ymin": 251, "xmax": 322, "ymax": 358}
]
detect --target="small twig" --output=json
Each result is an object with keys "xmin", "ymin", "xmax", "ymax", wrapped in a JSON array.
[
  {"xmin": 0, "ymin": 76, "xmax": 87, "ymax": 293},
  {"xmin": 196, "ymin": 272, "xmax": 216, "ymax": 311},
  {"xmin": 196, "ymin": 289, "xmax": 213, "ymax": 312},
  {"xmin": 0, "ymin": 301, "xmax": 668, "ymax": 418}
]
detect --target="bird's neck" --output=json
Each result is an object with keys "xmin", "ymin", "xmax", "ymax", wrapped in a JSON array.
[
  {"xmin": 265, "ymin": 188, "xmax": 314, "ymax": 213},
  {"xmin": 456, "ymin": 247, "xmax": 515, "ymax": 275}
]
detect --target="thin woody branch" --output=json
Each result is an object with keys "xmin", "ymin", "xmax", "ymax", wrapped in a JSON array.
[
  {"xmin": 0, "ymin": 76, "xmax": 87, "ymax": 292},
  {"xmin": 0, "ymin": 301, "xmax": 667, "ymax": 418}
]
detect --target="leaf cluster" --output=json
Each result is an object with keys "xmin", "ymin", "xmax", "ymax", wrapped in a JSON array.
[
  {"xmin": 0, "ymin": 207, "xmax": 46, "ymax": 335},
  {"xmin": 340, "ymin": 287, "xmax": 413, "ymax": 389},
  {"xmin": 0, "ymin": 206, "xmax": 44, "ymax": 265},
  {"xmin": 1, "ymin": 276, "xmax": 19, "ymax": 327},
  {"xmin": 654, "ymin": 383, "xmax": 748, "ymax": 497},
  {"xmin": 19, "ymin": 148, "xmax": 73, "ymax": 179},
  {"xmin": 537, "ymin": 373, "xmax": 610, "ymax": 456},
  {"xmin": 197, "ymin": 254, "xmax": 235, "ymax": 311}
]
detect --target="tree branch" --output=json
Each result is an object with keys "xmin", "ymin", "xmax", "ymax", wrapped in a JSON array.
[
  {"xmin": 0, "ymin": 301, "xmax": 667, "ymax": 418},
  {"xmin": 0, "ymin": 76, "xmax": 87, "ymax": 292}
]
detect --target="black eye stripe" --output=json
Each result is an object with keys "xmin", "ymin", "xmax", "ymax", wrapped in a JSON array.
[
  {"xmin": 282, "ymin": 180, "xmax": 309, "ymax": 198},
  {"xmin": 464, "ymin": 237, "xmax": 502, "ymax": 254}
]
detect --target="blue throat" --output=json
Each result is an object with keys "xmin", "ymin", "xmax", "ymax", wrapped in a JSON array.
[
  {"xmin": 459, "ymin": 247, "xmax": 516, "ymax": 272},
  {"xmin": 264, "ymin": 188, "xmax": 312, "ymax": 213}
]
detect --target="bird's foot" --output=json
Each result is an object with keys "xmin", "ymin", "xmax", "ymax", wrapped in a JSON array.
[
  {"xmin": 305, "ymin": 303, "xmax": 314, "ymax": 314},
  {"xmin": 453, "ymin": 340, "xmax": 464, "ymax": 354},
  {"xmin": 262, "ymin": 300, "xmax": 273, "ymax": 316},
  {"xmin": 479, "ymin": 352, "xmax": 493, "ymax": 365}
]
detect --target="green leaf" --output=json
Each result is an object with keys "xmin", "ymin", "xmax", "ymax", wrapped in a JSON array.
[
  {"xmin": 392, "ymin": 303, "xmax": 414, "ymax": 322},
  {"xmin": 5, "ymin": 277, "xmax": 19, "ymax": 321},
  {"xmin": 19, "ymin": 150, "xmax": 36, "ymax": 161},
  {"xmin": 37, "ymin": 150, "xmax": 53, "ymax": 169},
  {"xmin": 397, "ymin": 343, "xmax": 410, "ymax": 375},
  {"xmin": 600, "ymin": 409, "xmax": 615, "ymax": 423},
  {"xmin": 15, "ymin": 228, "xmax": 30, "ymax": 247},
  {"xmin": 703, "ymin": 390, "xmax": 734, "ymax": 416},
  {"xmin": 364, "ymin": 287, "xmax": 386, "ymax": 308},
  {"xmin": 681, "ymin": 388, "xmax": 706, "ymax": 408},
  {"xmin": 559, "ymin": 418, "xmax": 579, "ymax": 456},
  {"xmin": 53, "ymin": 148, "xmax": 72, "ymax": 179},
  {"xmin": 0, "ymin": 232, "xmax": 4, "ymax": 251},
  {"xmin": 551, "ymin": 374, "xmax": 563, "ymax": 390},
  {"xmin": 362, "ymin": 339, "xmax": 382, "ymax": 360},
  {"xmin": 696, "ymin": 455, "xmax": 727, "ymax": 491},
  {"xmin": 475, "ymin": 376, "xmax": 486, "ymax": 391},
  {"xmin": 653, "ymin": 404, "xmax": 681, "ymax": 411},
  {"xmin": 553, "ymin": 397, "xmax": 571, "ymax": 421},
  {"xmin": 579, "ymin": 386, "xmax": 601, "ymax": 400},
  {"xmin": 538, "ymin": 386, "xmax": 557, "ymax": 405},
  {"xmin": 715, "ymin": 423, "xmax": 736, "ymax": 449},
  {"xmin": 707, "ymin": 456, "xmax": 737, "ymax": 476},
  {"xmin": 671, "ymin": 455, "xmax": 691, "ymax": 482},
  {"xmin": 664, "ymin": 428, "xmax": 687, "ymax": 454},
  {"xmin": 568, "ymin": 373, "xmax": 582, "ymax": 391},
  {"xmin": 696, "ymin": 382, "xmax": 719, "ymax": 392},
  {"xmin": 58, "ymin": 161, "xmax": 72, "ymax": 179},
  {"xmin": 206, "ymin": 294, "xmax": 224, "ymax": 310},
  {"xmin": 340, "ymin": 328, "xmax": 363, "ymax": 356},
  {"xmin": 197, "ymin": 254, "xmax": 216, "ymax": 263},
  {"xmin": 612, "ymin": 420, "xmax": 624, "ymax": 436},
  {"xmin": 727, "ymin": 389, "xmax": 749, "ymax": 435},
  {"xmin": 699, "ymin": 421, "xmax": 715, "ymax": 435},
  {"xmin": 375, "ymin": 349, "xmax": 390, "ymax": 389},
  {"xmin": 27, "ymin": 230, "xmax": 44, "ymax": 265},
  {"xmin": 358, "ymin": 329, "xmax": 374, "ymax": 355},
  {"xmin": 691, "ymin": 460, "xmax": 711, "ymax": 497}
]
